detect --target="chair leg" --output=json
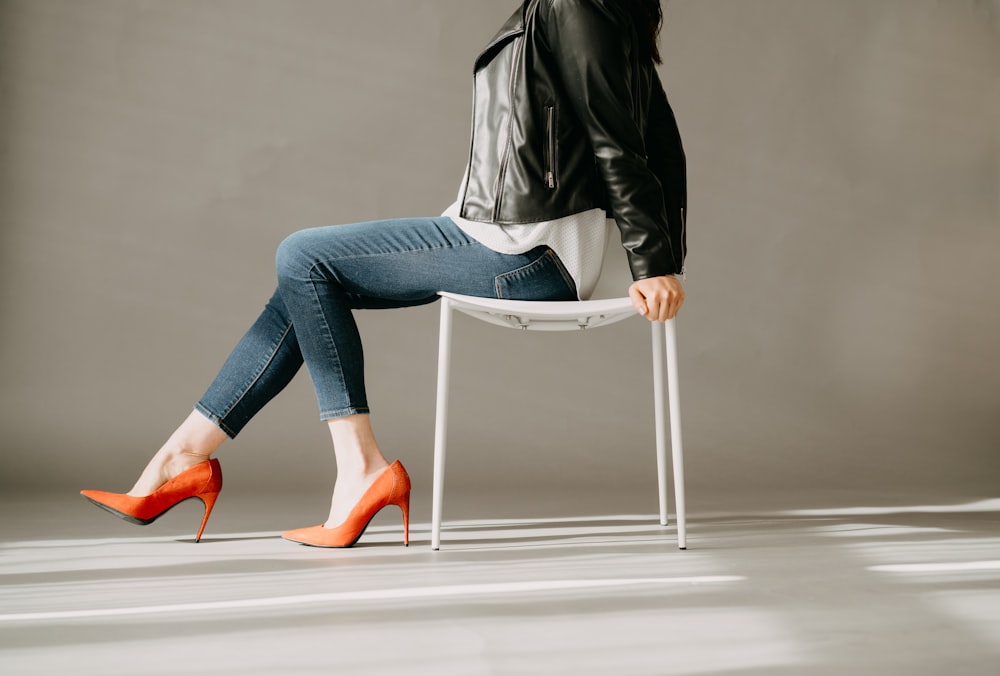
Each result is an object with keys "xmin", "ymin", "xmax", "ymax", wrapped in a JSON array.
[
  {"xmin": 651, "ymin": 321, "xmax": 669, "ymax": 527},
  {"xmin": 665, "ymin": 319, "xmax": 687, "ymax": 550},
  {"xmin": 431, "ymin": 297, "xmax": 454, "ymax": 551}
]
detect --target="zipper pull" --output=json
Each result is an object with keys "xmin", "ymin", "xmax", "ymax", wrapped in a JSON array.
[{"xmin": 546, "ymin": 171, "xmax": 555, "ymax": 189}]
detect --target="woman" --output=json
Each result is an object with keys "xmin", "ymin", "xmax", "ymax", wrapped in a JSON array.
[{"xmin": 81, "ymin": 0, "xmax": 687, "ymax": 547}]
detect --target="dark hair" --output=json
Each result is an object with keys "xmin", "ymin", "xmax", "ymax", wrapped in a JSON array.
[{"xmin": 623, "ymin": 0, "xmax": 664, "ymax": 65}]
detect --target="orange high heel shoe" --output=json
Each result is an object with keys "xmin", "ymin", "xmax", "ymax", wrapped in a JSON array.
[
  {"xmin": 80, "ymin": 458, "xmax": 223, "ymax": 542},
  {"xmin": 282, "ymin": 460, "xmax": 410, "ymax": 548}
]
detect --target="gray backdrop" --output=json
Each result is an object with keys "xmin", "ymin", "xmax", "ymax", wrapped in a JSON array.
[{"xmin": 1, "ymin": 0, "xmax": 997, "ymax": 505}]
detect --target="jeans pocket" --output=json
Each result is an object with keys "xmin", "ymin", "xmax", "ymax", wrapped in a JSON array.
[{"xmin": 494, "ymin": 248, "xmax": 578, "ymax": 301}]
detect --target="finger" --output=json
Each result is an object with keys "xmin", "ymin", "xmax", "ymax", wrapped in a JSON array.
[
  {"xmin": 646, "ymin": 299, "xmax": 660, "ymax": 322},
  {"xmin": 666, "ymin": 293, "xmax": 679, "ymax": 321},
  {"xmin": 661, "ymin": 288, "xmax": 681, "ymax": 320},
  {"xmin": 628, "ymin": 285, "xmax": 648, "ymax": 317},
  {"xmin": 654, "ymin": 295, "xmax": 669, "ymax": 322},
  {"xmin": 663, "ymin": 295, "xmax": 677, "ymax": 321}
]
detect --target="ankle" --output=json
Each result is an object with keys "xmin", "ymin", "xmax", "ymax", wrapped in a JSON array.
[
  {"xmin": 175, "ymin": 447, "xmax": 212, "ymax": 463},
  {"xmin": 129, "ymin": 448, "xmax": 211, "ymax": 497},
  {"xmin": 324, "ymin": 461, "xmax": 391, "ymax": 528},
  {"xmin": 334, "ymin": 453, "xmax": 389, "ymax": 479}
]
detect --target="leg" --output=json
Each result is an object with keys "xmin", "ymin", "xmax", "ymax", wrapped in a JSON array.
[
  {"xmin": 431, "ymin": 296, "xmax": 454, "ymax": 550},
  {"xmin": 665, "ymin": 318, "xmax": 687, "ymax": 550},
  {"xmin": 324, "ymin": 413, "xmax": 390, "ymax": 527},
  {"xmin": 130, "ymin": 289, "xmax": 304, "ymax": 495},
  {"xmin": 651, "ymin": 320, "xmax": 669, "ymax": 526},
  {"xmin": 274, "ymin": 216, "xmax": 577, "ymax": 528}
]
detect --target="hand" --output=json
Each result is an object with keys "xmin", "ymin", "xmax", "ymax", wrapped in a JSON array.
[{"xmin": 628, "ymin": 275, "xmax": 685, "ymax": 322}]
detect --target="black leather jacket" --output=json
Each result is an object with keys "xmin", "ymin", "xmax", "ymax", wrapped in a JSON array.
[{"xmin": 458, "ymin": 0, "xmax": 687, "ymax": 280}]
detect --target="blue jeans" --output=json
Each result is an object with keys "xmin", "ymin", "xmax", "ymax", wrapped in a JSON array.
[{"xmin": 195, "ymin": 216, "xmax": 577, "ymax": 437}]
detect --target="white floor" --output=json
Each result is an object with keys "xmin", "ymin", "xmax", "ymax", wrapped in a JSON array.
[{"xmin": 1, "ymin": 489, "xmax": 999, "ymax": 675}]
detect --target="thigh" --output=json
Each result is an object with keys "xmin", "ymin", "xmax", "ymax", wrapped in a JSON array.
[{"xmin": 278, "ymin": 217, "xmax": 577, "ymax": 308}]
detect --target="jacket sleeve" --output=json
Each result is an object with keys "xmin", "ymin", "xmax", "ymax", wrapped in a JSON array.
[
  {"xmin": 645, "ymin": 71, "xmax": 687, "ymax": 276},
  {"xmin": 538, "ymin": 0, "xmax": 683, "ymax": 279}
]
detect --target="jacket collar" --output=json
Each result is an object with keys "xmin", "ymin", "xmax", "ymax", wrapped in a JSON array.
[{"xmin": 473, "ymin": 1, "xmax": 536, "ymax": 72}]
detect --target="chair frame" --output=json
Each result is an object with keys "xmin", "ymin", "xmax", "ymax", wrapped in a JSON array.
[{"xmin": 431, "ymin": 291, "xmax": 687, "ymax": 550}]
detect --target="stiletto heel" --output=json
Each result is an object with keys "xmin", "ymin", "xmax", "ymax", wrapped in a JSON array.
[
  {"xmin": 195, "ymin": 491, "xmax": 220, "ymax": 543},
  {"xmin": 282, "ymin": 460, "xmax": 411, "ymax": 548},
  {"xmin": 398, "ymin": 490, "xmax": 410, "ymax": 547},
  {"xmin": 81, "ymin": 458, "xmax": 223, "ymax": 542}
]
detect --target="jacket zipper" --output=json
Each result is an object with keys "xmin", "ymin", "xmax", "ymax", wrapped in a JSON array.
[
  {"xmin": 545, "ymin": 105, "xmax": 556, "ymax": 189},
  {"xmin": 491, "ymin": 36, "xmax": 524, "ymax": 222}
]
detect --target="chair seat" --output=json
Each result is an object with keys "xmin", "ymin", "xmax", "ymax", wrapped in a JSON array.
[
  {"xmin": 431, "ymin": 290, "xmax": 687, "ymax": 550},
  {"xmin": 438, "ymin": 291, "xmax": 636, "ymax": 331}
]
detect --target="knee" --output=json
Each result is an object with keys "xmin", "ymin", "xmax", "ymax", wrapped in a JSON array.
[{"xmin": 275, "ymin": 230, "xmax": 314, "ymax": 281}]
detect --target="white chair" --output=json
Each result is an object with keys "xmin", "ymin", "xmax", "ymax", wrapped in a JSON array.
[{"xmin": 431, "ymin": 247, "xmax": 687, "ymax": 550}]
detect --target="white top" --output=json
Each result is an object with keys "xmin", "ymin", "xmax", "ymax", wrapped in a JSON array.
[{"xmin": 442, "ymin": 198, "xmax": 615, "ymax": 301}]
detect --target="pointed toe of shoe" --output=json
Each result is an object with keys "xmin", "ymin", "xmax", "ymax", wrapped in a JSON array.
[
  {"xmin": 281, "ymin": 523, "xmax": 366, "ymax": 548},
  {"xmin": 80, "ymin": 488, "xmax": 127, "ymax": 511},
  {"xmin": 79, "ymin": 489, "xmax": 149, "ymax": 524},
  {"xmin": 281, "ymin": 525, "xmax": 327, "ymax": 546}
]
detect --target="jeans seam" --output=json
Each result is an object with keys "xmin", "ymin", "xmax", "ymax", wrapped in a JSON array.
[
  {"xmin": 216, "ymin": 320, "xmax": 295, "ymax": 435},
  {"xmin": 544, "ymin": 249, "xmax": 577, "ymax": 296},
  {"xmin": 320, "ymin": 405, "xmax": 370, "ymax": 420},
  {"xmin": 303, "ymin": 240, "xmax": 478, "ymax": 273},
  {"xmin": 305, "ymin": 276, "xmax": 352, "ymax": 410},
  {"xmin": 194, "ymin": 403, "xmax": 238, "ymax": 439}
]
